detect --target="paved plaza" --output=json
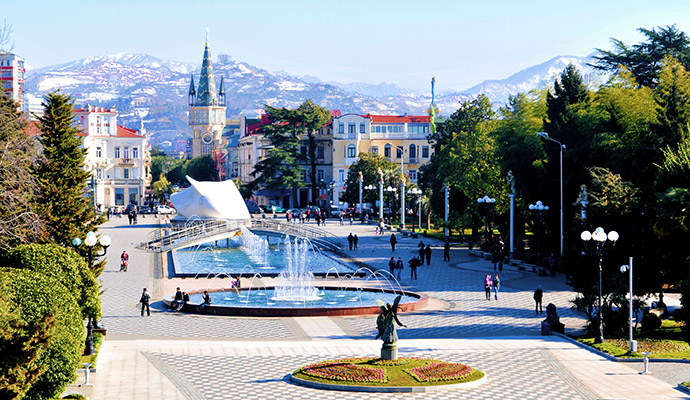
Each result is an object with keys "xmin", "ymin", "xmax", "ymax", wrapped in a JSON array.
[{"xmin": 65, "ymin": 216, "xmax": 690, "ymax": 399}]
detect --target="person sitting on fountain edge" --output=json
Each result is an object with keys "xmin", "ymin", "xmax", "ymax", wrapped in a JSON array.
[
  {"xmin": 175, "ymin": 291, "xmax": 190, "ymax": 312},
  {"xmin": 171, "ymin": 287, "xmax": 183, "ymax": 310},
  {"xmin": 200, "ymin": 290, "xmax": 212, "ymax": 312}
]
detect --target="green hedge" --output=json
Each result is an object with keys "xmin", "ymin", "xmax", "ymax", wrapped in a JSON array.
[
  {"xmin": 1, "ymin": 244, "xmax": 101, "ymax": 320},
  {"xmin": 0, "ymin": 268, "xmax": 84, "ymax": 400}
]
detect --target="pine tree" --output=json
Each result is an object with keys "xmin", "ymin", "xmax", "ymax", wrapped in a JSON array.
[
  {"xmin": 0, "ymin": 92, "xmax": 44, "ymax": 251},
  {"xmin": 35, "ymin": 92, "xmax": 103, "ymax": 246}
]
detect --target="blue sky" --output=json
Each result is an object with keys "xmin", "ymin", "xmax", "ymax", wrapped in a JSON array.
[{"xmin": 4, "ymin": 0, "xmax": 690, "ymax": 91}]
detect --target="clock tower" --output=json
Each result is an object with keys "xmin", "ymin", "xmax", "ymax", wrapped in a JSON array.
[{"xmin": 188, "ymin": 30, "xmax": 227, "ymax": 159}]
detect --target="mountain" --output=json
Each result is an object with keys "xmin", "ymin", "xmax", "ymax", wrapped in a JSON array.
[{"xmin": 23, "ymin": 52, "xmax": 604, "ymax": 146}]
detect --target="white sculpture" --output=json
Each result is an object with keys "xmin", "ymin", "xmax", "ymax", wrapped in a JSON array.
[{"xmin": 170, "ymin": 176, "xmax": 251, "ymax": 220}]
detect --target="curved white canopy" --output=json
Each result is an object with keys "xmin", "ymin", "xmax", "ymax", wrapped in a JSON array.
[{"xmin": 170, "ymin": 176, "xmax": 251, "ymax": 220}]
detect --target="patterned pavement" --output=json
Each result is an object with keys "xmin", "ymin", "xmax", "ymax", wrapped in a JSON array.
[{"xmin": 67, "ymin": 218, "xmax": 689, "ymax": 400}]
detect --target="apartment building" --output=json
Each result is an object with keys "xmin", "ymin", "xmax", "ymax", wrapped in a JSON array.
[{"xmin": 0, "ymin": 51, "xmax": 25, "ymax": 112}]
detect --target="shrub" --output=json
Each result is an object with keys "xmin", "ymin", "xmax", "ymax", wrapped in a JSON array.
[
  {"xmin": 1, "ymin": 243, "xmax": 101, "ymax": 320},
  {"xmin": 0, "ymin": 268, "xmax": 84, "ymax": 400},
  {"xmin": 63, "ymin": 394, "xmax": 87, "ymax": 399},
  {"xmin": 641, "ymin": 313, "xmax": 662, "ymax": 333}
]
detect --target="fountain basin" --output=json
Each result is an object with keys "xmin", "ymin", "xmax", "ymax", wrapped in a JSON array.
[{"xmin": 163, "ymin": 287, "xmax": 428, "ymax": 317}]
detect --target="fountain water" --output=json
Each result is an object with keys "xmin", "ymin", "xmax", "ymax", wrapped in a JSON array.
[
  {"xmin": 273, "ymin": 236, "xmax": 320, "ymax": 301},
  {"xmin": 240, "ymin": 227, "xmax": 269, "ymax": 266}
]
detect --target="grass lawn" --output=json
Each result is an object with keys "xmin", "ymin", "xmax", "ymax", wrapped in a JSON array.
[
  {"xmin": 80, "ymin": 332, "xmax": 104, "ymax": 367},
  {"xmin": 293, "ymin": 357, "xmax": 484, "ymax": 387},
  {"xmin": 577, "ymin": 320, "xmax": 690, "ymax": 359}
]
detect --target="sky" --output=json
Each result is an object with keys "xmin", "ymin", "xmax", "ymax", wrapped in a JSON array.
[{"xmin": 4, "ymin": 0, "xmax": 690, "ymax": 92}]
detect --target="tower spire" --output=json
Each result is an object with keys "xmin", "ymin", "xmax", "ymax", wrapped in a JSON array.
[
  {"xmin": 196, "ymin": 29, "xmax": 218, "ymax": 106},
  {"xmin": 188, "ymin": 74, "xmax": 196, "ymax": 106}
]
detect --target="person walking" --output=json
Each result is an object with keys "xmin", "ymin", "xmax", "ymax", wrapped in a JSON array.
[
  {"xmin": 534, "ymin": 286, "xmax": 543, "ymax": 313},
  {"xmin": 347, "ymin": 233, "xmax": 354, "ymax": 250},
  {"xmin": 548, "ymin": 253, "xmax": 558, "ymax": 277},
  {"xmin": 140, "ymin": 288, "xmax": 151, "ymax": 316},
  {"xmin": 339, "ymin": 213, "xmax": 344, "ymax": 225},
  {"xmin": 409, "ymin": 257, "xmax": 421, "ymax": 280},
  {"xmin": 390, "ymin": 233, "xmax": 397, "ymax": 251},
  {"xmin": 443, "ymin": 241, "xmax": 450, "ymax": 261},
  {"xmin": 120, "ymin": 250, "xmax": 129, "ymax": 272},
  {"xmin": 424, "ymin": 244, "xmax": 432, "ymax": 265},
  {"xmin": 493, "ymin": 274, "xmax": 501, "ymax": 300},
  {"xmin": 353, "ymin": 234, "xmax": 358, "ymax": 250},
  {"xmin": 484, "ymin": 274, "xmax": 493, "ymax": 301},
  {"xmin": 388, "ymin": 257, "xmax": 396, "ymax": 277},
  {"xmin": 395, "ymin": 257, "xmax": 403, "ymax": 280}
]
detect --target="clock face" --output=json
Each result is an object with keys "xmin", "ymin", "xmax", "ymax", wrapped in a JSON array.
[{"xmin": 201, "ymin": 133, "xmax": 213, "ymax": 144}]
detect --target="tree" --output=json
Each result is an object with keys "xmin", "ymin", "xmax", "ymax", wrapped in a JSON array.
[
  {"xmin": 0, "ymin": 19, "xmax": 14, "ymax": 52},
  {"xmin": 35, "ymin": 92, "xmax": 103, "ymax": 246},
  {"xmin": 340, "ymin": 153, "xmax": 399, "ymax": 206},
  {"xmin": 150, "ymin": 155, "xmax": 183, "ymax": 185},
  {"xmin": 183, "ymin": 155, "xmax": 216, "ymax": 182},
  {"xmin": 655, "ymin": 55, "xmax": 690, "ymax": 145},
  {"xmin": 0, "ymin": 93, "xmax": 44, "ymax": 251},
  {"xmin": 592, "ymin": 25, "xmax": 690, "ymax": 88},
  {"xmin": 152, "ymin": 174, "xmax": 174, "ymax": 202}
]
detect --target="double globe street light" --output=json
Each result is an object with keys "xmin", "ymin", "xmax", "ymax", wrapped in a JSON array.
[
  {"xmin": 72, "ymin": 231, "xmax": 112, "ymax": 355},
  {"xmin": 529, "ymin": 200, "xmax": 549, "ymax": 269},
  {"xmin": 581, "ymin": 227, "xmax": 619, "ymax": 344},
  {"xmin": 477, "ymin": 195, "xmax": 496, "ymax": 240},
  {"xmin": 407, "ymin": 187, "xmax": 422, "ymax": 232}
]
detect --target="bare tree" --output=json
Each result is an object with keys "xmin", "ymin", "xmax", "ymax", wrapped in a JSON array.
[{"xmin": 0, "ymin": 19, "xmax": 14, "ymax": 52}]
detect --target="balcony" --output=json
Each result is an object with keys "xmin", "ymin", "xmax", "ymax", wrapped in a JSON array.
[
  {"xmin": 118, "ymin": 158, "xmax": 135, "ymax": 165},
  {"xmin": 408, "ymin": 157, "xmax": 419, "ymax": 165}
]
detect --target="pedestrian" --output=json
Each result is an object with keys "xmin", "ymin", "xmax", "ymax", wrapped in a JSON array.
[
  {"xmin": 484, "ymin": 274, "xmax": 493, "ymax": 301},
  {"xmin": 375, "ymin": 226, "xmax": 380, "ymax": 235},
  {"xmin": 424, "ymin": 244, "xmax": 432, "ymax": 265},
  {"xmin": 140, "ymin": 288, "xmax": 151, "ymax": 316},
  {"xmin": 388, "ymin": 257, "xmax": 396, "ymax": 277},
  {"xmin": 443, "ymin": 241, "xmax": 450, "ymax": 261},
  {"xmin": 120, "ymin": 250, "xmax": 129, "ymax": 272},
  {"xmin": 497, "ymin": 238, "xmax": 504, "ymax": 271},
  {"xmin": 390, "ymin": 233, "xmax": 397, "ymax": 251},
  {"xmin": 534, "ymin": 286, "xmax": 543, "ymax": 313},
  {"xmin": 548, "ymin": 253, "xmax": 558, "ymax": 277},
  {"xmin": 353, "ymin": 234, "xmax": 358, "ymax": 250},
  {"xmin": 350, "ymin": 215, "xmax": 353, "ymax": 225},
  {"xmin": 418, "ymin": 240, "xmax": 425, "ymax": 250},
  {"xmin": 347, "ymin": 233, "xmax": 354, "ymax": 250},
  {"xmin": 418, "ymin": 243, "xmax": 425, "ymax": 259},
  {"xmin": 379, "ymin": 219, "xmax": 385, "ymax": 235},
  {"xmin": 409, "ymin": 256, "xmax": 421, "ymax": 280},
  {"xmin": 493, "ymin": 274, "xmax": 500, "ymax": 300},
  {"xmin": 395, "ymin": 257, "xmax": 403, "ymax": 280},
  {"xmin": 339, "ymin": 213, "xmax": 344, "ymax": 225},
  {"xmin": 491, "ymin": 239, "xmax": 501, "ymax": 270}
]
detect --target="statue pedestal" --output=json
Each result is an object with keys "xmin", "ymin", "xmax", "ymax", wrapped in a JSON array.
[{"xmin": 381, "ymin": 343, "xmax": 398, "ymax": 360}]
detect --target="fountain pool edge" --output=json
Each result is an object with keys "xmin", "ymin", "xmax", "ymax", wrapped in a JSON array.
[{"xmin": 163, "ymin": 287, "xmax": 428, "ymax": 317}]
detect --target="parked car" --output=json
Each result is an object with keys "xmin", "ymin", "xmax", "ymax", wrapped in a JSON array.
[
  {"xmin": 269, "ymin": 205, "xmax": 286, "ymax": 213},
  {"xmin": 328, "ymin": 204, "xmax": 341, "ymax": 217},
  {"xmin": 155, "ymin": 205, "xmax": 176, "ymax": 215},
  {"xmin": 138, "ymin": 205, "xmax": 152, "ymax": 214}
]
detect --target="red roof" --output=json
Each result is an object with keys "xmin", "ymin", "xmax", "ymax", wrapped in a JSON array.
[
  {"xmin": 116, "ymin": 125, "xmax": 141, "ymax": 137},
  {"xmin": 73, "ymin": 107, "xmax": 116, "ymax": 113},
  {"xmin": 366, "ymin": 115, "xmax": 431, "ymax": 123},
  {"xmin": 24, "ymin": 120, "xmax": 41, "ymax": 137}
]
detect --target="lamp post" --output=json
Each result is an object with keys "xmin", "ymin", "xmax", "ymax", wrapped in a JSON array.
[
  {"xmin": 581, "ymin": 227, "xmax": 619, "ymax": 344},
  {"xmin": 528, "ymin": 200, "xmax": 549, "ymax": 268},
  {"xmin": 385, "ymin": 186, "xmax": 397, "ymax": 218},
  {"xmin": 507, "ymin": 171, "xmax": 516, "ymax": 260},
  {"xmin": 620, "ymin": 257, "xmax": 637, "ymax": 352},
  {"xmin": 394, "ymin": 145, "xmax": 406, "ymax": 230},
  {"xmin": 408, "ymin": 187, "xmax": 422, "ymax": 232},
  {"xmin": 72, "ymin": 231, "xmax": 111, "ymax": 355},
  {"xmin": 377, "ymin": 168, "xmax": 384, "ymax": 222},
  {"xmin": 444, "ymin": 184, "xmax": 449, "ymax": 241},
  {"xmin": 536, "ymin": 132, "xmax": 565, "ymax": 256},
  {"xmin": 477, "ymin": 195, "xmax": 496, "ymax": 240},
  {"xmin": 358, "ymin": 171, "xmax": 363, "ymax": 222}
]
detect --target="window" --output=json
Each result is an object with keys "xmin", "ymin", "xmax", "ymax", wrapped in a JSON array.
[
  {"xmin": 123, "ymin": 147, "xmax": 130, "ymax": 159},
  {"xmin": 422, "ymin": 146, "xmax": 429, "ymax": 158},
  {"xmin": 338, "ymin": 123, "xmax": 344, "ymax": 133},
  {"xmin": 408, "ymin": 124, "xmax": 429, "ymax": 134},
  {"xmin": 396, "ymin": 147, "xmax": 403, "ymax": 159},
  {"xmin": 300, "ymin": 170, "xmax": 307, "ymax": 182},
  {"xmin": 384, "ymin": 143, "xmax": 391, "ymax": 158},
  {"xmin": 409, "ymin": 170, "xmax": 417, "ymax": 180},
  {"xmin": 123, "ymin": 168, "xmax": 130, "ymax": 179},
  {"xmin": 114, "ymin": 147, "xmax": 121, "ymax": 158},
  {"xmin": 128, "ymin": 188, "xmax": 138, "ymax": 205},
  {"xmin": 96, "ymin": 146, "xmax": 102, "ymax": 158},
  {"xmin": 133, "ymin": 147, "xmax": 139, "ymax": 159},
  {"xmin": 360, "ymin": 123, "xmax": 366, "ymax": 133},
  {"xmin": 409, "ymin": 144, "xmax": 417, "ymax": 159},
  {"xmin": 317, "ymin": 146, "xmax": 324, "ymax": 159},
  {"xmin": 132, "ymin": 167, "xmax": 139, "ymax": 179},
  {"xmin": 347, "ymin": 144, "xmax": 356, "ymax": 158},
  {"xmin": 348, "ymin": 124, "xmax": 356, "ymax": 134},
  {"xmin": 338, "ymin": 169, "xmax": 345, "ymax": 182},
  {"xmin": 114, "ymin": 188, "xmax": 125, "ymax": 206},
  {"xmin": 300, "ymin": 145, "xmax": 307, "ymax": 158},
  {"xmin": 371, "ymin": 146, "xmax": 378, "ymax": 155},
  {"xmin": 317, "ymin": 169, "xmax": 324, "ymax": 181},
  {"xmin": 96, "ymin": 168, "xmax": 103, "ymax": 179}
]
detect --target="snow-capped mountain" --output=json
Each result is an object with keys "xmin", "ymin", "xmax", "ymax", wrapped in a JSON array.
[{"xmin": 23, "ymin": 52, "xmax": 603, "ymax": 145}]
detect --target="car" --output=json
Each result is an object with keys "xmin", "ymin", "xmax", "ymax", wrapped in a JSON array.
[
  {"xmin": 155, "ymin": 205, "xmax": 176, "ymax": 215},
  {"xmin": 138, "ymin": 205, "xmax": 152, "ymax": 214},
  {"xmin": 382, "ymin": 207, "xmax": 394, "ymax": 218},
  {"xmin": 328, "ymin": 204, "xmax": 341, "ymax": 217},
  {"xmin": 268, "ymin": 205, "xmax": 286, "ymax": 213}
]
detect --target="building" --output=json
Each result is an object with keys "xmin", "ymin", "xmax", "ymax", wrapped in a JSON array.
[
  {"xmin": 187, "ymin": 32, "xmax": 227, "ymax": 167},
  {"xmin": 0, "ymin": 51, "xmax": 25, "ymax": 112},
  {"xmin": 74, "ymin": 105, "xmax": 151, "ymax": 209},
  {"xmin": 331, "ymin": 114, "xmax": 433, "ymax": 207}
]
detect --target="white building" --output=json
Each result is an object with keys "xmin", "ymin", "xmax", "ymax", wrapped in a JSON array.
[
  {"xmin": 74, "ymin": 105, "xmax": 151, "ymax": 209},
  {"xmin": 0, "ymin": 51, "xmax": 25, "ymax": 112}
]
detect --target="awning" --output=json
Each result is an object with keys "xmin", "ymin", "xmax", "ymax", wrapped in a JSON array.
[{"xmin": 255, "ymin": 189, "xmax": 289, "ymax": 197}]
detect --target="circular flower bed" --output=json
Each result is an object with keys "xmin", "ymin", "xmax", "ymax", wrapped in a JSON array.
[{"xmin": 293, "ymin": 357, "xmax": 484, "ymax": 389}]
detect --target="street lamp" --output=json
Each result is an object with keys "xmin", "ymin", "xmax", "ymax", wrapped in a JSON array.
[
  {"xmin": 358, "ymin": 171, "xmax": 363, "ymax": 222},
  {"xmin": 507, "ymin": 171, "xmax": 516, "ymax": 260},
  {"xmin": 581, "ymin": 227, "xmax": 619, "ymax": 344},
  {"xmin": 443, "ymin": 184, "xmax": 449, "ymax": 241},
  {"xmin": 72, "ymin": 231, "xmax": 111, "ymax": 356},
  {"xmin": 385, "ymin": 186, "xmax": 397, "ymax": 217},
  {"xmin": 620, "ymin": 257, "xmax": 637, "ymax": 352},
  {"xmin": 536, "ymin": 132, "xmax": 565, "ymax": 256},
  {"xmin": 477, "ymin": 195, "xmax": 496, "ymax": 240},
  {"xmin": 408, "ymin": 187, "xmax": 422, "ymax": 232},
  {"xmin": 528, "ymin": 200, "xmax": 549, "ymax": 269}
]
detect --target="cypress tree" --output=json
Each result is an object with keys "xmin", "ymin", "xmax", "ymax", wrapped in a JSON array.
[{"xmin": 35, "ymin": 92, "xmax": 103, "ymax": 246}]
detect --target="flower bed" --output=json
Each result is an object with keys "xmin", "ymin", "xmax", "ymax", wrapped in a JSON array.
[
  {"xmin": 406, "ymin": 361, "xmax": 473, "ymax": 382},
  {"xmin": 293, "ymin": 357, "xmax": 484, "ymax": 388}
]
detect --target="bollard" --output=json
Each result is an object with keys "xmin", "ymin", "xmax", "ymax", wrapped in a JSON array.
[
  {"xmin": 81, "ymin": 363, "xmax": 93, "ymax": 386},
  {"xmin": 639, "ymin": 352, "xmax": 652, "ymax": 375}
]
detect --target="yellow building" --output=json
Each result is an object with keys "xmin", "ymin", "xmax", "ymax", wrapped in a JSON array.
[{"xmin": 331, "ymin": 114, "xmax": 433, "ymax": 207}]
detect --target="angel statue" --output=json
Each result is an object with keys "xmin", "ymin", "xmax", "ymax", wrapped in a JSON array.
[{"xmin": 375, "ymin": 295, "xmax": 407, "ymax": 345}]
